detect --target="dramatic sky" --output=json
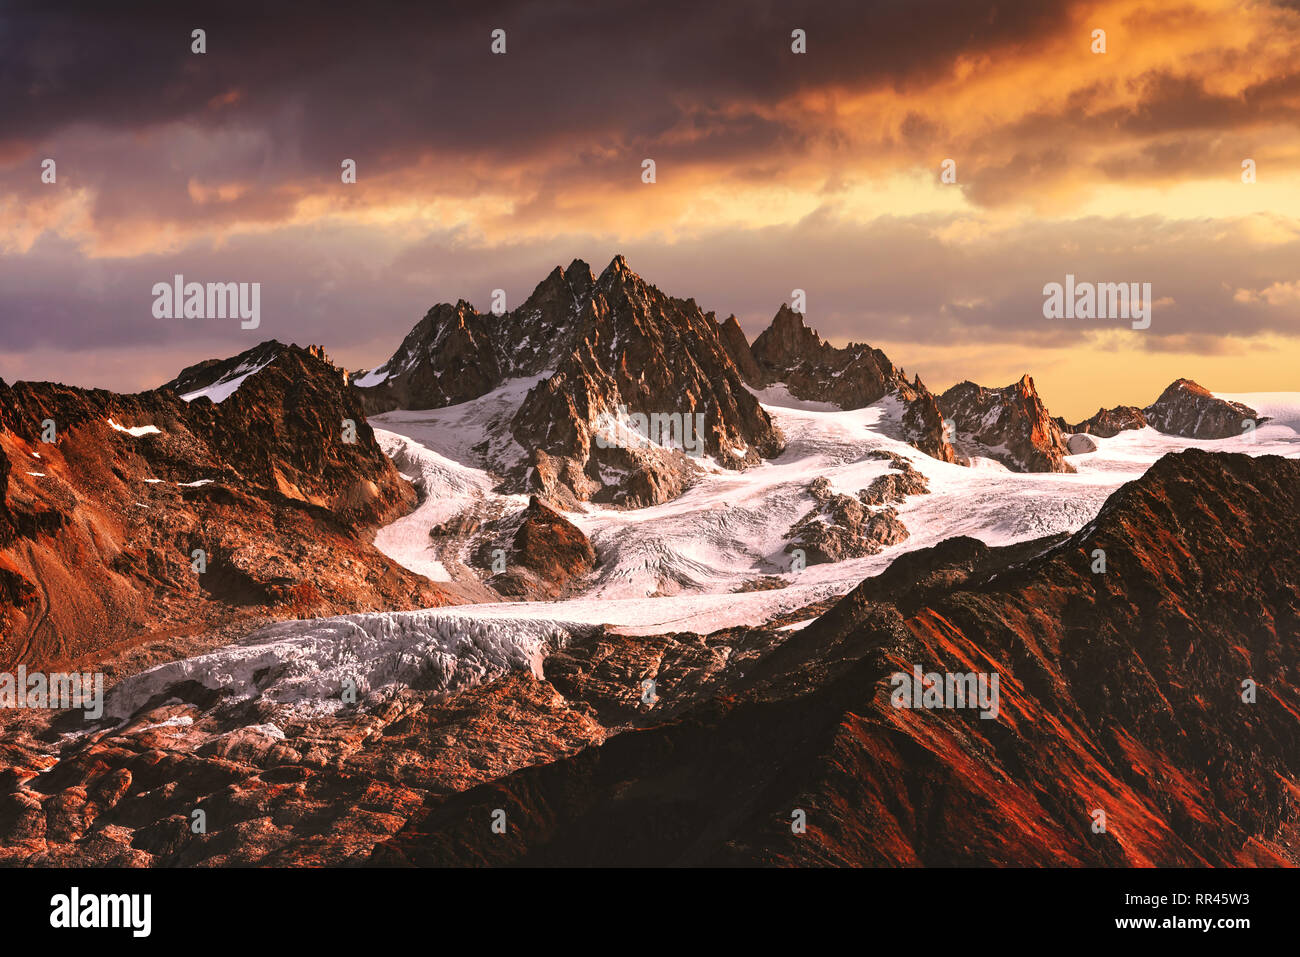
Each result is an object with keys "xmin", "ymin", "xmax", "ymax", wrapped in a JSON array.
[{"xmin": 2, "ymin": 0, "xmax": 1298, "ymax": 420}]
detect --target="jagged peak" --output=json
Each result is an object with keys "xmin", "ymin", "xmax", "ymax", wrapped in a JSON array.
[
  {"xmin": 527, "ymin": 260, "xmax": 595, "ymax": 307},
  {"xmin": 773, "ymin": 302, "xmax": 808, "ymax": 325},
  {"xmin": 565, "ymin": 258, "xmax": 594, "ymax": 283},
  {"xmin": 598, "ymin": 253, "xmax": 635, "ymax": 283}
]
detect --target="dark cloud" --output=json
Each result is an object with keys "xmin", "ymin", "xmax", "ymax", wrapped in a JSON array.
[{"xmin": 0, "ymin": 1, "xmax": 1080, "ymax": 180}]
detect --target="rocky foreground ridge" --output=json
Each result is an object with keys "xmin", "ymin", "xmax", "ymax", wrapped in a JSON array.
[{"xmin": 2, "ymin": 449, "xmax": 1295, "ymax": 866}]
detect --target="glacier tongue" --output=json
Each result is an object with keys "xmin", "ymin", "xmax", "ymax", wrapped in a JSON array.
[{"xmin": 104, "ymin": 610, "xmax": 596, "ymax": 721}]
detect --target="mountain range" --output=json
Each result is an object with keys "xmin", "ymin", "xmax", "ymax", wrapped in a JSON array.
[{"xmin": 0, "ymin": 255, "xmax": 1294, "ymax": 868}]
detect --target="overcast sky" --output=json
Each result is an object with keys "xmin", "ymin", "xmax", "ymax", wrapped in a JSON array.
[{"xmin": 2, "ymin": 0, "xmax": 1297, "ymax": 419}]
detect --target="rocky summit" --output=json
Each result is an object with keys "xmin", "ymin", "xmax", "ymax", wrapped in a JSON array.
[
  {"xmin": 1069, "ymin": 404, "xmax": 1149, "ymax": 438},
  {"xmin": 1066, "ymin": 379, "xmax": 1264, "ymax": 442},
  {"xmin": 1143, "ymin": 378, "xmax": 1264, "ymax": 440},
  {"xmin": 355, "ymin": 257, "xmax": 785, "ymax": 508},
  {"xmin": 938, "ymin": 374, "xmax": 1074, "ymax": 472}
]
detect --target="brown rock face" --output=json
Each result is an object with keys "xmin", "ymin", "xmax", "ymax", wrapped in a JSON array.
[
  {"xmin": 165, "ymin": 339, "xmax": 289, "ymax": 400},
  {"xmin": 859, "ymin": 451, "xmax": 931, "ymax": 505},
  {"xmin": 786, "ymin": 454, "xmax": 931, "ymax": 565},
  {"xmin": 355, "ymin": 302, "xmax": 505, "ymax": 414},
  {"xmin": 751, "ymin": 305, "xmax": 902, "ymax": 407},
  {"xmin": 0, "ymin": 380, "xmax": 13, "ymax": 544},
  {"xmin": 1070, "ymin": 404, "xmax": 1148, "ymax": 438},
  {"xmin": 490, "ymin": 496, "xmax": 596, "ymax": 600},
  {"xmin": 899, "ymin": 385, "xmax": 958, "ymax": 463},
  {"xmin": 1143, "ymin": 378, "xmax": 1263, "ymax": 439},
  {"xmin": 182, "ymin": 346, "xmax": 406, "ymax": 523},
  {"xmin": 939, "ymin": 375, "xmax": 1075, "ymax": 473},
  {"xmin": 517, "ymin": 260, "xmax": 786, "ymax": 506},
  {"xmin": 356, "ymin": 257, "xmax": 785, "ymax": 508},
  {"xmin": 0, "ymin": 344, "xmax": 451, "ymax": 673}
]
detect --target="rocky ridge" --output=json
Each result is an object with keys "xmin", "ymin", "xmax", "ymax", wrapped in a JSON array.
[
  {"xmin": 1142, "ymin": 378, "xmax": 1264, "ymax": 440},
  {"xmin": 733, "ymin": 305, "xmax": 957, "ymax": 463},
  {"xmin": 0, "ymin": 344, "xmax": 450, "ymax": 674}
]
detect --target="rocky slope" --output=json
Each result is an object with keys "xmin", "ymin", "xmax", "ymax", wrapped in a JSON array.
[
  {"xmin": 784, "ymin": 452, "xmax": 928, "ymax": 565},
  {"xmin": 5, "ymin": 449, "xmax": 1295, "ymax": 867},
  {"xmin": 716, "ymin": 314, "xmax": 763, "ymax": 384},
  {"xmin": 741, "ymin": 306, "xmax": 957, "ymax": 463},
  {"xmin": 355, "ymin": 257, "xmax": 785, "ymax": 508},
  {"xmin": 939, "ymin": 375, "xmax": 1075, "ymax": 473},
  {"xmin": 0, "ymin": 344, "xmax": 450, "ymax": 674},
  {"xmin": 486, "ymin": 496, "xmax": 597, "ymax": 600},
  {"xmin": 164, "ymin": 339, "xmax": 293, "ymax": 402}
]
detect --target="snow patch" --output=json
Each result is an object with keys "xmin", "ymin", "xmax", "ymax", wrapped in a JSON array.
[
  {"xmin": 108, "ymin": 418, "xmax": 161, "ymax": 437},
  {"xmin": 359, "ymin": 391, "xmax": 1300, "ymax": 636},
  {"xmin": 370, "ymin": 428, "xmax": 507, "ymax": 581},
  {"xmin": 138, "ymin": 715, "xmax": 193, "ymax": 732},
  {"xmin": 352, "ymin": 366, "xmax": 391, "ymax": 388},
  {"xmin": 179, "ymin": 356, "xmax": 275, "ymax": 403}
]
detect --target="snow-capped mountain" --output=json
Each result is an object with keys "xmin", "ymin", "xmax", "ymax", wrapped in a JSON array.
[
  {"xmin": 353, "ymin": 260, "xmax": 596, "ymax": 405},
  {"xmin": 165, "ymin": 339, "xmax": 298, "ymax": 404},
  {"xmin": 1068, "ymin": 378, "xmax": 1265, "ymax": 441},
  {"xmin": 356, "ymin": 256, "xmax": 785, "ymax": 507},
  {"xmin": 0, "ymin": 343, "xmax": 448, "ymax": 672},
  {"xmin": 4, "ymin": 255, "xmax": 1298, "ymax": 871},
  {"xmin": 1068, "ymin": 403, "xmax": 1149, "ymax": 437}
]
